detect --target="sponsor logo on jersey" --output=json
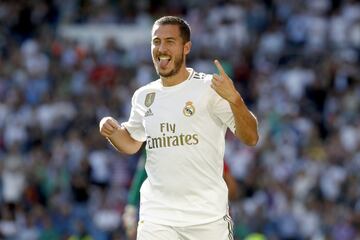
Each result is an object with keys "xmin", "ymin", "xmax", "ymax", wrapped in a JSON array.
[
  {"xmin": 146, "ymin": 122, "xmax": 199, "ymax": 149},
  {"xmin": 145, "ymin": 92, "xmax": 155, "ymax": 107},
  {"xmin": 147, "ymin": 133, "xmax": 199, "ymax": 149},
  {"xmin": 183, "ymin": 101, "xmax": 195, "ymax": 117}
]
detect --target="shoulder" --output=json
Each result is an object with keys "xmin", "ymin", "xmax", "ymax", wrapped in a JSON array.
[
  {"xmin": 191, "ymin": 70, "xmax": 213, "ymax": 87},
  {"xmin": 136, "ymin": 79, "xmax": 161, "ymax": 93},
  {"xmin": 191, "ymin": 70, "xmax": 226, "ymax": 107},
  {"xmin": 133, "ymin": 80, "xmax": 161, "ymax": 98},
  {"xmin": 191, "ymin": 70, "xmax": 218, "ymax": 99}
]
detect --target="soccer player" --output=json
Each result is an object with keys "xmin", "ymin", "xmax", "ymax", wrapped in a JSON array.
[{"xmin": 99, "ymin": 16, "xmax": 258, "ymax": 240}]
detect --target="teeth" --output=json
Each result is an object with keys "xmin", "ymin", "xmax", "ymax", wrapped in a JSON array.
[{"xmin": 159, "ymin": 56, "xmax": 170, "ymax": 60}]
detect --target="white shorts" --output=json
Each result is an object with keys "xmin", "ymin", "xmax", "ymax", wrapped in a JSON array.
[{"xmin": 136, "ymin": 215, "xmax": 234, "ymax": 240}]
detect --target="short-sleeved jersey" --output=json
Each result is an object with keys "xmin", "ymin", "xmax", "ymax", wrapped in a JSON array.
[{"xmin": 122, "ymin": 68, "xmax": 235, "ymax": 227}]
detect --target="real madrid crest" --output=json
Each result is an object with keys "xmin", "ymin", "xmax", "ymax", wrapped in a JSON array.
[
  {"xmin": 144, "ymin": 92, "xmax": 156, "ymax": 107},
  {"xmin": 183, "ymin": 101, "xmax": 195, "ymax": 117}
]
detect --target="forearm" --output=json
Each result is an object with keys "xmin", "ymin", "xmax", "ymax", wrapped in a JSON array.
[
  {"xmin": 107, "ymin": 126, "xmax": 143, "ymax": 154},
  {"xmin": 223, "ymin": 172, "xmax": 239, "ymax": 201},
  {"xmin": 229, "ymin": 93, "xmax": 259, "ymax": 146}
]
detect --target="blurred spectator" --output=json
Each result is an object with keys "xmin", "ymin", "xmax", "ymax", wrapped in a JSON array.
[
  {"xmin": 17, "ymin": 212, "xmax": 40, "ymax": 240},
  {"xmin": 1, "ymin": 144, "xmax": 25, "ymax": 206}
]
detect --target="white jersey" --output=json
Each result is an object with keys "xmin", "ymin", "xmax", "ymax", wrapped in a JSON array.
[{"xmin": 122, "ymin": 68, "xmax": 236, "ymax": 227}]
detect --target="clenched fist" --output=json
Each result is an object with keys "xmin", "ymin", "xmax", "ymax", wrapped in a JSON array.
[{"xmin": 99, "ymin": 116, "xmax": 121, "ymax": 138}]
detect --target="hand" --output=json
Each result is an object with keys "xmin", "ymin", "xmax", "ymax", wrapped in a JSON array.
[
  {"xmin": 123, "ymin": 205, "xmax": 138, "ymax": 239},
  {"xmin": 99, "ymin": 116, "xmax": 120, "ymax": 138},
  {"xmin": 211, "ymin": 59, "xmax": 241, "ymax": 104}
]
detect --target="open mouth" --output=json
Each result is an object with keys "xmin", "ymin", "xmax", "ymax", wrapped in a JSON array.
[{"xmin": 158, "ymin": 55, "xmax": 171, "ymax": 68}]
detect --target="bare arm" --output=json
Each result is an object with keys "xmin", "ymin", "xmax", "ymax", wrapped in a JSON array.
[
  {"xmin": 228, "ymin": 94, "xmax": 258, "ymax": 146},
  {"xmin": 223, "ymin": 169, "xmax": 239, "ymax": 201},
  {"xmin": 99, "ymin": 117, "xmax": 143, "ymax": 154},
  {"xmin": 211, "ymin": 60, "xmax": 259, "ymax": 146}
]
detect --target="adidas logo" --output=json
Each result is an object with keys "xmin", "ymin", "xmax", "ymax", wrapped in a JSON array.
[{"xmin": 145, "ymin": 108, "xmax": 153, "ymax": 117}]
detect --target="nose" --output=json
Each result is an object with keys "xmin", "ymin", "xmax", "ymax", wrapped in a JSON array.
[{"xmin": 158, "ymin": 42, "xmax": 167, "ymax": 53}]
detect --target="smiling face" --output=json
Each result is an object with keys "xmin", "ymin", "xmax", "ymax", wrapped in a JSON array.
[{"xmin": 151, "ymin": 24, "xmax": 191, "ymax": 78}]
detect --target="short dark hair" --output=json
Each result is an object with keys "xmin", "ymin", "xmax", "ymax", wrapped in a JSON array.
[{"xmin": 153, "ymin": 16, "xmax": 191, "ymax": 43}]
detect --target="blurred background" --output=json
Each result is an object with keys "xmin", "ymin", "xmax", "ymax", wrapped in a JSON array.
[{"xmin": 0, "ymin": 0, "xmax": 359, "ymax": 239}]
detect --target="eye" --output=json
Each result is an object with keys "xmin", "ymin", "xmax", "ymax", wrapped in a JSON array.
[
  {"xmin": 166, "ymin": 39, "xmax": 175, "ymax": 45},
  {"xmin": 152, "ymin": 39, "xmax": 160, "ymax": 46}
]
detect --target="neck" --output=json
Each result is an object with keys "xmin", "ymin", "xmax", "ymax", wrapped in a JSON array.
[{"xmin": 161, "ymin": 67, "xmax": 190, "ymax": 87}]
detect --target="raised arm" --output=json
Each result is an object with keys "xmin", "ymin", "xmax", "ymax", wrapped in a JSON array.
[
  {"xmin": 211, "ymin": 60, "xmax": 259, "ymax": 146},
  {"xmin": 99, "ymin": 116, "xmax": 143, "ymax": 154}
]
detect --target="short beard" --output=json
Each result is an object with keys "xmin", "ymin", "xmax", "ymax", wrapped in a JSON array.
[{"xmin": 156, "ymin": 53, "xmax": 184, "ymax": 78}]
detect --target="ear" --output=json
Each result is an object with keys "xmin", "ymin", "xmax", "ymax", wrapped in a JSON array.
[{"xmin": 184, "ymin": 41, "xmax": 192, "ymax": 55}]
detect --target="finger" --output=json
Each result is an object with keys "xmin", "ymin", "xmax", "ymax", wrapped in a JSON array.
[
  {"xmin": 104, "ymin": 123, "xmax": 119, "ymax": 133},
  {"xmin": 100, "ymin": 129, "xmax": 112, "ymax": 137},
  {"xmin": 212, "ymin": 74, "xmax": 222, "ymax": 81},
  {"xmin": 211, "ymin": 78, "xmax": 220, "ymax": 87},
  {"xmin": 212, "ymin": 73, "xmax": 223, "ymax": 86},
  {"xmin": 101, "ymin": 131, "xmax": 112, "ymax": 138},
  {"xmin": 101, "ymin": 126, "xmax": 114, "ymax": 136},
  {"xmin": 214, "ymin": 59, "xmax": 226, "ymax": 76},
  {"xmin": 107, "ymin": 119, "xmax": 120, "ymax": 129}
]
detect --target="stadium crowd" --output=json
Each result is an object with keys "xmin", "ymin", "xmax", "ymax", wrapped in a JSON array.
[{"xmin": 0, "ymin": 0, "xmax": 359, "ymax": 239}]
